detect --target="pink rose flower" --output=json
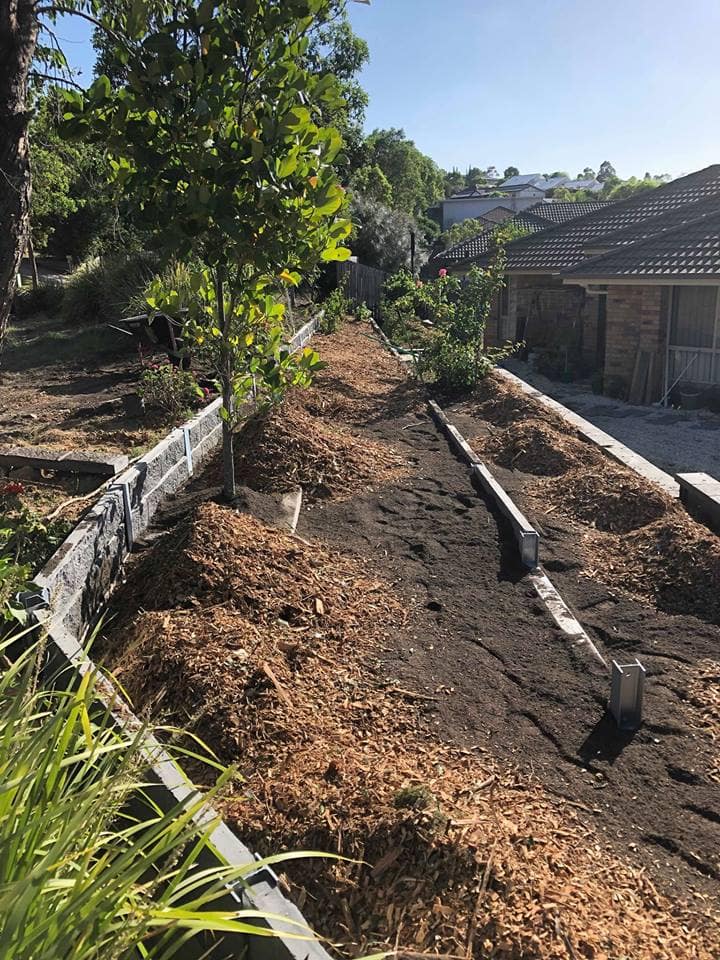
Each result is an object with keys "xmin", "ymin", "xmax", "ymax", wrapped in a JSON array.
[{"xmin": 438, "ymin": 268, "xmax": 448, "ymax": 278}]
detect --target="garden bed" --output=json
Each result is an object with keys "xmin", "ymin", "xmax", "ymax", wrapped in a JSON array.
[{"xmin": 101, "ymin": 320, "xmax": 720, "ymax": 958}]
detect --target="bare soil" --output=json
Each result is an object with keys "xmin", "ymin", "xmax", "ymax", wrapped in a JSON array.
[
  {"xmin": 102, "ymin": 320, "xmax": 720, "ymax": 958},
  {"xmin": 0, "ymin": 313, "xmax": 167, "ymax": 457}
]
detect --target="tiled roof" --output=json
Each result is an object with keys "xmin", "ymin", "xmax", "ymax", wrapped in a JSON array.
[
  {"xmin": 478, "ymin": 206, "xmax": 516, "ymax": 225},
  {"xmin": 435, "ymin": 212, "xmax": 551, "ymax": 264},
  {"xmin": 433, "ymin": 201, "xmax": 614, "ymax": 267},
  {"xmin": 562, "ymin": 210, "xmax": 720, "ymax": 280},
  {"xmin": 585, "ymin": 194, "xmax": 720, "ymax": 249},
  {"xmin": 486, "ymin": 165, "xmax": 720, "ymax": 272},
  {"xmin": 528, "ymin": 200, "xmax": 611, "ymax": 224}
]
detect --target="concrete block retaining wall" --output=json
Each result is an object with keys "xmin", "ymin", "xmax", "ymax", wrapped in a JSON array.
[{"xmin": 31, "ymin": 317, "xmax": 331, "ymax": 960}]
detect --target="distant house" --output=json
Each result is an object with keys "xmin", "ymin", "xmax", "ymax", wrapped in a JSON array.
[
  {"xmin": 439, "ymin": 166, "xmax": 720, "ymax": 402},
  {"xmin": 433, "ymin": 173, "xmax": 605, "ymax": 229}
]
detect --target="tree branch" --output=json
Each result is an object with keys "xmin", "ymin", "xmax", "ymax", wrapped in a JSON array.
[
  {"xmin": 35, "ymin": 5, "xmax": 132, "ymax": 52},
  {"xmin": 30, "ymin": 71, "xmax": 83, "ymax": 90}
]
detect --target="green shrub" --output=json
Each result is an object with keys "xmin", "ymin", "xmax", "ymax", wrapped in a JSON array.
[
  {"xmin": 0, "ymin": 482, "xmax": 72, "ymax": 582},
  {"xmin": 356, "ymin": 302, "xmax": 373, "ymax": 323},
  {"xmin": 138, "ymin": 363, "xmax": 203, "ymax": 420},
  {"xmin": 320, "ymin": 282, "xmax": 350, "ymax": 333},
  {"xmin": 0, "ymin": 556, "xmax": 32, "ymax": 623},
  {"xmin": 61, "ymin": 251, "xmax": 158, "ymax": 326},
  {"xmin": 13, "ymin": 281, "xmax": 65, "ymax": 319}
]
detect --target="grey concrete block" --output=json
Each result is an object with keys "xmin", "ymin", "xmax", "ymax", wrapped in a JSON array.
[
  {"xmin": 33, "ymin": 320, "xmax": 330, "ymax": 960},
  {"xmin": 676, "ymin": 472, "xmax": 720, "ymax": 533},
  {"xmin": 471, "ymin": 463, "xmax": 540, "ymax": 568}
]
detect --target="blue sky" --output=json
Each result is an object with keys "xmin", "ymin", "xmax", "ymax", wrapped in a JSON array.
[{"xmin": 53, "ymin": 0, "xmax": 720, "ymax": 179}]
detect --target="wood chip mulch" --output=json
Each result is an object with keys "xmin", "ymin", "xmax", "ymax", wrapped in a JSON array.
[
  {"xmin": 103, "ymin": 501, "xmax": 719, "ymax": 960},
  {"xmin": 230, "ymin": 398, "xmax": 408, "ymax": 500},
  {"xmin": 467, "ymin": 377, "xmax": 720, "ymax": 624}
]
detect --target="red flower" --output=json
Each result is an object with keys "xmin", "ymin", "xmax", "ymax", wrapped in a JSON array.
[
  {"xmin": 1, "ymin": 481, "xmax": 25, "ymax": 496},
  {"xmin": 438, "ymin": 268, "xmax": 448, "ymax": 278}
]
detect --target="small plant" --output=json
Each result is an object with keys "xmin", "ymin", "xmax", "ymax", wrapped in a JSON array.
[
  {"xmin": 356, "ymin": 302, "xmax": 373, "ymax": 323},
  {"xmin": 0, "ymin": 556, "xmax": 32, "ymax": 622},
  {"xmin": 394, "ymin": 783, "xmax": 434, "ymax": 811},
  {"xmin": 0, "ymin": 639, "xmax": 325, "ymax": 956},
  {"xmin": 0, "ymin": 486, "xmax": 72, "ymax": 576},
  {"xmin": 138, "ymin": 363, "xmax": 204, "ymax": 421},
  {"xmin": 320, "ymin": 280, "xmax": 351, "ymax": 334}
]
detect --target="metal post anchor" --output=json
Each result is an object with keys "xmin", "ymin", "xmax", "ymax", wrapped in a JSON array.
[{"xmin": 610, "ymin": 659, "xmax": 646, "ymax": 730}]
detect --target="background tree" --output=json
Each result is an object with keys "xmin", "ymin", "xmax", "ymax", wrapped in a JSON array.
[
  {"xmin": 503, "ymin": 165, "xmax": 519, "ymax": 179},
  {"xmin": 364, "ymin": 127, "xmax": 444, "ymax": 220},
  {"xmin": 577, "ymin": 166, "xmax": 595, "ymax": 179},
  {"xmin": 597, "ymin": 160, "xmax": 617, "ymax": 182},
  {"xmin": 465, "ymin": 165, "xmax": 485, "ymax": 188},
  {"xmin": 348, "ymin": 162, "xmax": 392, "ymax": 205},
  {"xmin": 349, "ymin": 194, "xmax": 424, "ymax": 272},
  {"xmin": 443, "ymin": 167, "xmax": 466, "ymax": 196}
]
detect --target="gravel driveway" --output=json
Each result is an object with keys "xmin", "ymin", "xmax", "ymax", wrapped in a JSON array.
[{"xmin": 505, "ymin": 360, "xmax": 720, "ymax": 480}]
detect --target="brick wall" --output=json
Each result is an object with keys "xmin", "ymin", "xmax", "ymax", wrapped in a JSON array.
[{"xmin": 604, "ymin": 285, "xmax": 668, "ymax": 399}]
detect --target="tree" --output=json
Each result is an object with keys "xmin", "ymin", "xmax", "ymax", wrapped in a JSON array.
[
  {"xmin": 503, "ymin": 165, "xmax": 519, "ymax": 179},
  {"xmin": 305, "ymin": 3, "xmax": 369, "ymax": 176},
  {"xmin": 547, "ymin": 170, "xmax": 569, "ymax": 179},
  {"xmin": 465, "ymin": 166, "xmax": 485, "ymax": 188},
  {"xmin": 63, "ymin": 0, "xmax": 354, "ymax": 499},
  {"xmin": 349, "ymin": 194, "xmax": 425, "ymax": 273},
  {"xmin": 349, "ymin": 163, "xmax": 393, "ymax": 205},
  {"xmin": 597, "ymin": 160, "xmax": 617, "ymax": 182},
  {"xmin": 0, "ymin": 0, "xmax": 41, "ymax": 344},
  {"xmin": 443, "ymin": 167, "xmax": 466, "ymax": 197},
  {"xmin": 575, "ymin": 167, "xmax": 595, "ymax": 180},
  {"xmin": 365, "ymin": 128, "xmax": 444, "ymax": 224}
]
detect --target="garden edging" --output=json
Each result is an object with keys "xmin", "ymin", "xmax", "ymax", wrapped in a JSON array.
[{"xmin": 29, "ymin": 316, "xmax": 331, "ymax": 960}]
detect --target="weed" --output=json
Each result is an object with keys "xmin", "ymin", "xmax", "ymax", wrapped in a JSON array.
[{"xmin": 138, "ymin": 363, "xmax": 204, "ymax": 421}]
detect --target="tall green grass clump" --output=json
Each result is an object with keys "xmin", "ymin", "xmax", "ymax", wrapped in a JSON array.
[
  {"xmin": 61, "ymin": 252, "xmax": 158, "ymax": 326},
  {"xmin": 0, "ymin": 637, "xmax": 317, "ymax": 959}
]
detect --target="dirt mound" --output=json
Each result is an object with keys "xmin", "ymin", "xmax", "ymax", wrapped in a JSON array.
[
  {"xmin": 302, "ymin": 322, "xmax": 422, "ymax": 424},
  {"xmin": 467, "ymin": 373, "xmax": 567, "ymax": 429},
  {"xmin": 103, "ymin": 502, "xmax": 719, "ymax": 959},
  {"xmin": 231, "ymin": 398, "xmax": 406, "ymax": 499},
  {"xmin": 601, "ymin": 514, "xmax": 720, "ymax": 622},
  {"xmin": 553, "ymin": 465, "xmax": 672, "ymax": 533},
  {"xmin": 485, "ymin": 419, "xmax": 586, "ymax": 476}
]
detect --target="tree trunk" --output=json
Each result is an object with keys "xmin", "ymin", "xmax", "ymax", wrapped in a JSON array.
[
  {"xmin": 0, "ymin": 0, "xmax": 38, "ymax": 354},
  {"xmin": 216, "ymin": 269, "xmax": 237, "ymax": 500}
]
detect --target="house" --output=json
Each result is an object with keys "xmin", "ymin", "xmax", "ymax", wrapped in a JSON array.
[
  {"xmin": 434, "ymin": 173, "xmax": 605, "ymax": 229},
  {"xmin": 431, "ymin": 201, "xmax": 611, "ymax": 270},
  {"xmin": 433, "ymin": 189, "xmax": 542, "ymax": 229},
  {"xmin": 445, "ymin": 165, "xmax": 720, "ymax": 402}
]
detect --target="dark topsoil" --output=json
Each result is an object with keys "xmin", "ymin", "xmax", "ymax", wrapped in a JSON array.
[{"xmin": 291, "ymin": 329, "xmax": 720, "ymax": 903}]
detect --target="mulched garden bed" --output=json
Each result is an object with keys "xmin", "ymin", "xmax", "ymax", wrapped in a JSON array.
[
  {"xmin": 458, "ymin": 375, "xmax": 720, "ymax": 624},
  {"xmin": 103, "ymin": 500, "xmax": 718, "ymax": 959},
  {"xmin": 102, "ymin": 320, "xmax": 720, "ymax": 958}
]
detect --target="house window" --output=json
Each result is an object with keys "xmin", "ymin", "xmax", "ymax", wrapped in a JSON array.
[{"xmin": 668, "ymin": 286, "xmax": 720, "ymax": 385}]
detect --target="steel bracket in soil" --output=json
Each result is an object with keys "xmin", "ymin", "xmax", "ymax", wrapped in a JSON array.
[{"xmin": 28, "ymin": 316, "xmax": 329, "ymax": 960}]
